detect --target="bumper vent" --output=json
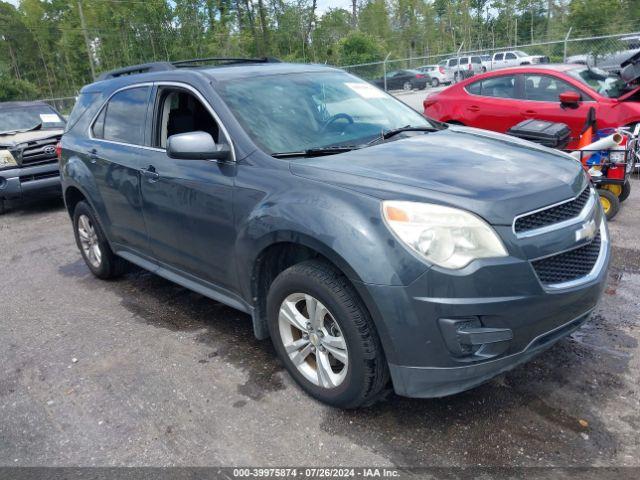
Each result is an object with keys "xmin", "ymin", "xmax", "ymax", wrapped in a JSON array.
[
  {"xmin": 532, "ymin": 232, "xmax": 601, "ymax": 285},
  {"xmin": 515, "ymin": 187, "xmax": 590, "ymax": 234},
  {"xmin": 20, "ymin": 137, "xmax": 60, "ymax": 166}
]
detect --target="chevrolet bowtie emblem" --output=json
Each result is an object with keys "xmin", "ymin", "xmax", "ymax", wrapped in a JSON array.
[{"xmin": 575, "ymin": 219, "xmax": 597, "ymax": 243}]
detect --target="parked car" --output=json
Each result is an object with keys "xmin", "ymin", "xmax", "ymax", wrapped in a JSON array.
[
  {"xmin": 60, "ymin": 59, "xmax": 609, "ymax": 408},
  {"xmin": 0, "ymin": 101, "xmax": 66, "ymax": 214},
  {"xmin": 567, "ymin": 36, "xmax": 640, "ymax": 74},
  {"xmin": 373, "ymin": 69, "xmax": 429, "ymax": 90},
  {"xmin": 490, "ymin": 50, "xmax": 549, "ymax": 70},
  {"xmin": 424, "ymin": 64, "xmax": 640, "ymax": 148},
  {"xmin": 416, "ymin": 64, "xmax": 452, "ymax": 87},
  {"xmin": 443, "ymin": 55, "xmax": 483, "ymax": 81}
]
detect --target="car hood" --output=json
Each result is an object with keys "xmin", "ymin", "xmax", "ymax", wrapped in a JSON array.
[
  {"xmin": 0, "ymin": 129, "xmax": 64, "ymax": 148},
  {"xmin": 289, "ymin": 126, "xmax": 586, "ymax": 226}
]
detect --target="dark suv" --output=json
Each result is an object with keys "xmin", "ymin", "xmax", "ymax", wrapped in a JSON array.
[
  {"xmin": 0, "ymin": 101, "xmax": 66, "ymax": 213},
  {"xmin": 60, "ymin": 59, "xmax": 610, "ymax": 408}
]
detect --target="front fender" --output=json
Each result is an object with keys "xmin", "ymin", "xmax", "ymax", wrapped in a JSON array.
[{"xmin": 235, "ymin": 181, "xmax": 428, "ymax": 297}]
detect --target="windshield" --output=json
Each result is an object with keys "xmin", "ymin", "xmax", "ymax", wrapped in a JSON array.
[
  {"xmin": 567, "ymin": 67, "xmax": 628, "ymax": 98},
  {"xmin": 218, "ymin": 71, "xmax": 434, "ymax": 154},
  {"xmin": 0, "ymin": 105, "xmax": 65, "ymax": 134}
]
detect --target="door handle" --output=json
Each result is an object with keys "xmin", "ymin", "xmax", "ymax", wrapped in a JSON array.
[
  {"xmin": 88, "ymin": 148, "xmax": 98, "ymax": 164},
  {"xmin": 467, "ymin": 105, "xmax": 480, "ymax": 112},
  {"xmin": 141, "ymin": 165, "xmax": 160, "ymax": 182}
]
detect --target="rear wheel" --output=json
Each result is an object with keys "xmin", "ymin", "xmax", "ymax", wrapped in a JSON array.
[
  {"xmin": 403, "ymin": 81, "xmax": 412, "ymax": 91},
  {"xmin": 619, "ymin": 179, "xmax": 631, "ymax": 202},
  {"xmin": 72, "ymin": 201, "xmax": 126, "ymax": 279},
  {"xmin": 598, "ymin": 188, "xmax": 620, "ymax": 221},
  {"xmin": 267, "ymin": 260, "xmax": 389, "ymax": 408},
  {"xmin": 430, "ymin": 78, "xmax": 439, "ymax": 88}
]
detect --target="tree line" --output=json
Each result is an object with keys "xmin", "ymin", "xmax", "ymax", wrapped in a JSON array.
[{"xmin": 1, "ymin": 0, "xmax": 640, "ymax": 102}]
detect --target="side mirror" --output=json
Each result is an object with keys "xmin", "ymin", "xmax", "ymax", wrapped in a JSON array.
[
  {"xmin": 559, "ymin": 91, "xmax": 581, "ymax": 106},
  {"xmin": 167, "ymin": 131, "xmax": 231, "ymax": 161}
]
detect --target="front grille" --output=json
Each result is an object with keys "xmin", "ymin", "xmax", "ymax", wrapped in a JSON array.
[
  {"xmin": 515, "ymin": 187, "xmax": 591, "ymax": 234},
  {"xmin": 19, "ymin": 171, "xmax": 59, "ymax": 183},
  {"xmin": 532, "ymin": 232, "xmax": 601, "ymax": 285},
  {"xmin": 19, "ymin": 137, "xmax": 60, "ymax": 166}
]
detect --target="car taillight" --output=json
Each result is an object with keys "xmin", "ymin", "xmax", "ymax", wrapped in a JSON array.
[
  {"xmin": 55, "ymin": 141, "xmax": 62, "ymax": 161},
  {"xmin": 439, "ymin": 67, "xmax": 445, "ymax": 74},
  {"xmin": 415, "ymin": 74, "xmax": 425, "ymax": 78}
]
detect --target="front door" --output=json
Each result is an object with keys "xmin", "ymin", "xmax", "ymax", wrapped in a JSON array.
[
  {"xmin": 520, "ymin": 73, "xmax": 596, "ymax": 146},
  {"xmin": 139, "ymin": 84, "xmax": 238, "ymax": 290}
]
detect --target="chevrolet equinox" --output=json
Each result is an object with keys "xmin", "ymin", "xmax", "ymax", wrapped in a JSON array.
[{"xmin": 59, "ymin": 59, "xmax": 610, "ymax": 408}]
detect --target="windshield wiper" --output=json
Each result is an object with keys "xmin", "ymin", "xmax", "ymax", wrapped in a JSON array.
[
  {"xmin": 0, "ymin": 122, "xmax": 42, "ymax": 136},
  {"xmin": 271, "ymin": 145, "xmax": 360, "ymax": 158},
  {"xmin": 367, "ymin": 125, "xmax": 438, "ymax": 146}
]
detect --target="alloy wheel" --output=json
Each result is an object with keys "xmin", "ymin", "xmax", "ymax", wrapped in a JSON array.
[
  {"xmin": 278, "ymin": 293, "xmax": 348, "ymax": 389},
  {"xmin": 77, "ymin": 214, "xmax": 102, "ymax": 268}
]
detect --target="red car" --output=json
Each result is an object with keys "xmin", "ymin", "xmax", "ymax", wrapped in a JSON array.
[{"xmin": 423, "ymin": 64, "xmax": 640, "ymax": 148}]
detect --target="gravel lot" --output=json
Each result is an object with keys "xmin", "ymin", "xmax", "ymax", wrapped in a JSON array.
[{"xmin": 1, "ymin": 174, "xmax": 639, "ymax": 467}]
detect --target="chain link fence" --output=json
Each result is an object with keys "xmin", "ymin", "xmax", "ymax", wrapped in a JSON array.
[
  {"xmin": 341, "ymin": 31, "xmax": 640, "ymax": 91},
  {"xmin": 32, "ymin": 30, "xmax": 640, "ymax": 109}
]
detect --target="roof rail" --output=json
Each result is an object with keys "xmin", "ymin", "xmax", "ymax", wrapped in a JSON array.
[
  {"xmin": 96, "ymin": 57, "xmax": 282, "ymax": 81},
  {"xmin": 171, "ymin": 57, "xmax": 281, "ymax": 67},
  {"xmin": 97, "ymin": 62, "xmax": 176, "ymax": 81}
]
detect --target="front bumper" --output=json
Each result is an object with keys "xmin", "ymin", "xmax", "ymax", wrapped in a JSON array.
[
  {"xmin": 0, "ymin": 162, "xmax": 61, "ymax": 200},
  {"xmin": 360, "ymin": 211, "xmax": 610, "ymax": 398}
]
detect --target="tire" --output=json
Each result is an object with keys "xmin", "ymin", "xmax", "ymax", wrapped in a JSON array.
[
  {"xmin": 620, "ymin": 179, "xmax": 631, "ymax": 202},
  {"xmin": 430, "ymin": 78, "xmax": 439, "ymax": 88},
  {"xmin": 403, "ymin": 81, "xmax": 412, "ymax": 91},
  {"xmin": 267, "ymin": 260, "xmax": 389, "ymax": 408},
  {"xmin": 72, "ymin": 201, "xmax": 126, "ymax": 279},
  {"xmin": 482, "ymin": 66, "xmax": 487, "ymax": 73},
  {"xmin": 598, "ymin": 188, "xmax": 620, "ymax": 221}
]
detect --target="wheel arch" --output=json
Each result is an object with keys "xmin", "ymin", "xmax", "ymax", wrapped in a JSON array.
[{"xmin": 247, "ymin": 235, "xmax": 396, "ymax": 363}]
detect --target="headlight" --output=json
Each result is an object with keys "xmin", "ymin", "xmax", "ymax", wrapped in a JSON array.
[
  {"xmin": 382, "ymin": 201, "xmax": 508, "ymax": 269},
  {"xmin": 0, "ymin": 150, "xmax": 17, "ymax": 169}
]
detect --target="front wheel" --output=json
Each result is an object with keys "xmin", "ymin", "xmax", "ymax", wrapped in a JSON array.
[
  {"xmin": 403, "ymin": 81, "xmax": 412, "ymax": 91},
  {"xmin": 267, "ymin": 260, "xmax": 389, "ymax": 408},
  {"xmin": 598, "ymin": 188, "xmax": 620, "ymax": 221},
  {"xmin": 430, "ymin": 78, "xmax": 439, "ymax": 88}
]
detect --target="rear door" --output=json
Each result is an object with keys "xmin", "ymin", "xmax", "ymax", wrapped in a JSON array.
[
  {"xmin": 493, "ymin": 53, "xmax": 505, "ymax": 70},
  {"xmin": 139, "ymin": 83, "xmax": 238, "ymax": 291},
  {"xmin": 520, "ymin": 73, "xmax": 595, "ymax": 142},
  {"xmin": 463, "ymin": 74, "xmax": 524, "ymax": 131},
  {"xmin": 88, "ymin": 85, "xmax": 151, "ymax": 253}
]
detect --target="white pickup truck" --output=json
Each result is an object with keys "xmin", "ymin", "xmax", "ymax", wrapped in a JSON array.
[{"xmin": 488, "ymin": 50, "xmax": 549, "ymax": 70}]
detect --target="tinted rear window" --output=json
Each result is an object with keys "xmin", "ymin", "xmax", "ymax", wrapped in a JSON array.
[{"xmin": 65, "ymin": 93, "xmax": 98, "ymax": 132}]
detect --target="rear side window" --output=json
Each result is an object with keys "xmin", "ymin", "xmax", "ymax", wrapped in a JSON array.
[
  {"xmin": 471, "ymin": 56, "xmax": 481, "ymax": 64},
  {"xmin": 448, "ymin": 59, "xmax": 457, "ymax": 67},
  {"xmin": 66, "ymin": 93, "xmax": 99, "ymax": 132},
  {"xmin": 467, "ymin": 75, "xmax": 517, "ymax": 98},
  {"xmin": 96, "ymin": 86, "xmax": 150, "ymax": 145},
  {"xmin": 460, "ymin": 57, "xmax": 469, "ymax": 65}
]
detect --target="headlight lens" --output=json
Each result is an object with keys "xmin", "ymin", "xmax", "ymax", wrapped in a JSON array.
[
  {"xmin": 382, "ymin": 201, "xmax": 508, "ymax": 269},
  {"xmin": 0, "ymin": 150, "xmax": 17, "ymax": 169}
]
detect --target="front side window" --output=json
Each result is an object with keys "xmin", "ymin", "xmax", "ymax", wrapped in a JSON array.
[
  {"xmin": 448, "ymin": 59, "xmax": 457, "ymax": 67},
  {"xmin": 494, "ymin": 53, "xmax": 504, "ymax": 61},
  {"xmin": 153, "ymin": 88, "xmax": 222, "ymax": 149},
  {"xmin": 219, "ymin": 71, "xmax": 434, "ymax": 155},
  {"xmin": 0, "ymin": 104, "xmax": 65, "ymax": 135},
  {"xmin": 471, "ymin": 57, "xmax": 481, "ymax": 64},
  {"xmin": 460, "ymin": 57, "xmax": 469, "ymax": 65},
  {"xmin": 524, "ymin": 74, "xmax": 582, "ymax": 102},
  {"xmin": 506, "ymin": 52, "xmax": 517, "ymax": 60},
  {"xmin": 99, "ymin": 86, "xmax": 150, "ymax": 145}
]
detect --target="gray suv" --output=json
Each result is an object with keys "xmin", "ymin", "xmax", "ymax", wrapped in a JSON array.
[{"xmin": 60, "ymin": 59, "xmax": 609, "ymax": 408}]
